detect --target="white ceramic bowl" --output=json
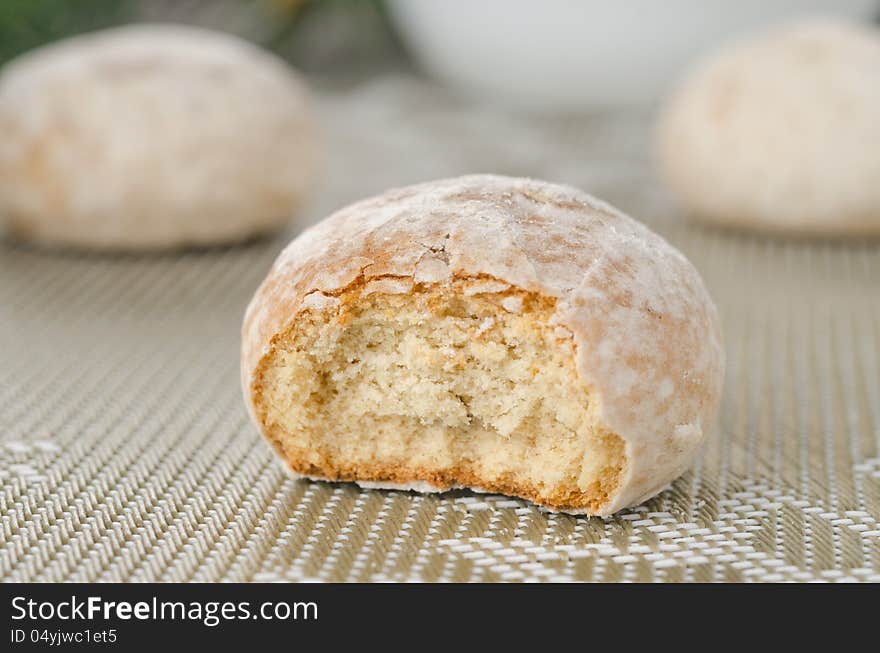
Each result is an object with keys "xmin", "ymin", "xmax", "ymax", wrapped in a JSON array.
[{"xmin": 388, "ymin": 0, "xmax": 877, "ymax": 110}]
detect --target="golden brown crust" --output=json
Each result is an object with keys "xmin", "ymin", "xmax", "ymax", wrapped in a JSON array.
[{"xmin": 281, "ymin": 456, "xmax": 622, "ymax": 515}]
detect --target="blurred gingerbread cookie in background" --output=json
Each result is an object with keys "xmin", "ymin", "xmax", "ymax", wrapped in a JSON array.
[
  {"xmin": 0, "ymin": 24, "xmax": 317, "ymax": 250},
  {"xmin": 656, "ymin": 18, "xmax": 880, "ymax": 237}
]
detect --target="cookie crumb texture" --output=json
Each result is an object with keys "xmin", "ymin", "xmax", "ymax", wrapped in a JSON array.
[{"xmin": 255, "ymin": 280, "xmax": 624, "ymax": 514}]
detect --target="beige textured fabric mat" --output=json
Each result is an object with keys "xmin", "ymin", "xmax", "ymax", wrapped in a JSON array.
[{"xmin": 1, "ymin": 76, "xmax": 879, "ymax": 582}]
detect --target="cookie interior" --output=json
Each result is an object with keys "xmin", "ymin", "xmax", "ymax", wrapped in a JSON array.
[{"xmin": 252, "ymin": 277, "xmax": 625, "ymax": 513}]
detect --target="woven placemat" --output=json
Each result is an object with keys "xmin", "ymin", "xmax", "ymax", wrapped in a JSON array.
[{"xmin": 1, "ymin": 75, "xmax": 878, "ymax": 582}]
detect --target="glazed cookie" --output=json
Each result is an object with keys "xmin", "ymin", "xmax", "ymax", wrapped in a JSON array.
[
  {"xmin": 0, "ymin": 24, "xmax": 316, "ymax": 249},
  {"xmin": 242, "ymin": 175, "xmax": 724, "ymax": 515},
  {"xmin": 657, "ymin": 19, "xmax": 880, "ymax": 236}
]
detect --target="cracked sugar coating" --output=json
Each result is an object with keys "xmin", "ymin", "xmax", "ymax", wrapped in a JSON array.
[
  {"xmin": 0, "ymin": 24, "xmax": 316, "ymax": 250},
  {"xmin": 242, "ymin": 175, "xmax": 724, "ymax": 515},
  {"xmin": 657, "ymin": 19, "xmax": 880, "ymax": 236}
]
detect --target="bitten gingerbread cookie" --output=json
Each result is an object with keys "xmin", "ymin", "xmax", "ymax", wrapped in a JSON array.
[{"xmin": 242, "ymin": 175, "xmax": 724, "ymax": 515}]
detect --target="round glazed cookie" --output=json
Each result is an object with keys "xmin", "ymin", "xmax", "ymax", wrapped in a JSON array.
[
  {"xmin": 657, "ymin": 19, "xmax": 880, "ymax": 236},
  {"xmin": 241, "ymin": 175, "xmax": 724, "ymax": 516},
  {"xmin": 0, "ymin": 24, "xmax": 316, "ymax": 250}
]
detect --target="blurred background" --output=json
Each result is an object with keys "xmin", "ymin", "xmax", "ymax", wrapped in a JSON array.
[
  {"xmin": 2, "ymin": 0, "xmax": 878, "ymax": 227},
  {"xmin": 3, "ymin": 0, "xmax": 877, "ymax": 97}
]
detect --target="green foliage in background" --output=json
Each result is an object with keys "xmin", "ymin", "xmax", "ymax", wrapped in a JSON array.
[
  {"xmin": 0, "ymin": 0, "xmax": 136, "ymax": 63},
  {"xmin": 0, "ymin": 0, "xmax": 398, "ymax": 70}
]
